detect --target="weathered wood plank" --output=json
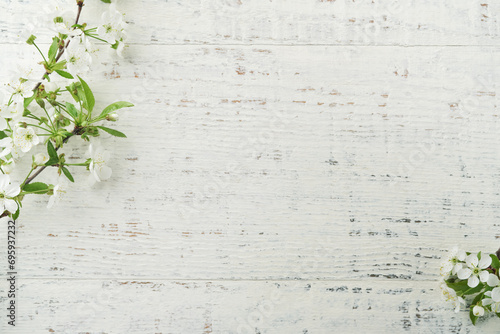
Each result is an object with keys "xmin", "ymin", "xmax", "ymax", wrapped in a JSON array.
[
  {"xmin": 0, "ymin": 0, "xmax": 499, "ymax": 46},
  {"xmin": 0, "ymin": 279, "xmax": 496, "ymax": 333},
  {"xmin": 0, "ymin": 44, "xmax": 498, "ymax": 282}
]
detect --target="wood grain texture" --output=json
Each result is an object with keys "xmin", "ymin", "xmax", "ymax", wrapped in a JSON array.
[{"xmin": 0, "ymin": 0, "xmax": 499, "ymax": 332}]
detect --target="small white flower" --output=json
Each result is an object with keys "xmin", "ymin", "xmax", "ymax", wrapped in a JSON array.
[
  {"xmin": 483, "ymin": 288, "xmax": 500, "ymax": 313},
  {"xmin": 13, "ymin": 127, "xmax": 40, "ymax": 153},
  {"xmin": 473, "ymin": 305, "xmax": 485, "ymax": 317},
  {"xmin": 88, "ymin": 143, "xmax": 112, "ymax": 184},
  {"xmin": 64, "ymin": 42, "xmax": 92, "ymax": 77},
  {"xmin": 98, "ymin": 4, "xmax": 126, "ymax": 44},
  {"xmin": 6, "ymin": 77, "xmax": 31, "ymax": 98},
  {"xmin": 457, "ymin": 254, "xmax": 492, "ymax": 288},
  {"xmin": 0, "ymin": 174, "xmax": 20, "ymax": 213},
  {"xmin": 440, "ymin": 283, "xmax": 466, "ymax": 313},
  {"xmin": 47, "ymin": 179, "xmax": 68, "ymax": 209},
  {"xmin": 34, "ymin": 152, "xmax": 49, "ymax": 166},
  {"xmin": 52, "ymin": 11, "xmax": 82, "ymax": 37},
  {"xmin": 0, "ymin": 100, "xmax": 24, "ymax": 121},
  {"xmin": 441, "ymin": 247, "xmax": 466, "ymax": 277}
]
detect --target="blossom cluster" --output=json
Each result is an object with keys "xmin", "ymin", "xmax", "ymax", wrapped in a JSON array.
[
  {"xmin": 440, "ymin": 247, "xmax": 500, "ymax": 325},
  {"xmin": 0, "ymin": 0, "xmax": 133, "ymax": 219}
]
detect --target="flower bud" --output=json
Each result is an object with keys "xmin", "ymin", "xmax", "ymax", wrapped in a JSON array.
[
  {"xmin": 473, "ymin": 305, "xmax": 485, "ymax": 317},
  {"xmin": 44, "ymin": 82, "xmax": 58, "ymax": 93},
  {"xmin": 26, "ymin": 35, "xmax": 37, "ymax": 45},
  {"xmin": 34, "ymin": 153, "xmax": 49, "ymax": 166},
  {"xmin": 106, "ymin": 113, "xmax": 119, "ymax": 121}
]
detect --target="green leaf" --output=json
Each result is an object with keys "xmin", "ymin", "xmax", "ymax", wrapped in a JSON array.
[
  {"xmin": 97, "ymin": 126, "xmax": 127, "ymax": 138},
  {"xmin": 62, "ymin": 167, "xmax": 74, "ymax": 182},
  {"xmin": 12, "ymin": 206, "xmax": 20, "ymax": 220},
  {"xmin": 48, "ymin": 37, "xmax": 59, "ymax": 61},
  {"xmin": 0, "ymin": 131, "xmax": 7, "ymax": 140},
  {"xmin": 470, "ymin": 307, "xmax": 478, "ymax": 325},
  {"xmin": 445, "ymin": 280, "xmax": 470, "ymax": 296},
  {"xmin": 24, "ymin": 94, "xmax": 35, "ymax": 108},
  {"xmin": 47, "ymin": 140, "xmax": 58, "ymax": 159},
  {"xmin": 472, "ymin": 292, "xmax": 484, "ymax": 305},
  {"xmin": 490, "ymin": 254, "xmax": 500, "ymax": 270},
  {"xmin": 78, "ymin": 76, "xmax": 95, "ymax": 112},
  {"xmin": 65, "ymin": 102, "xmax": 79, "ymax": 120},
  {"xmin": 51, "ymin": 60, "xmax": 67, "ymax": 71},
  {"xmin": 55, "ymin": 70, "xmax": 74, "ymax": 79},
  {"xmin": 463, "ymin": 283, "xmax": 484, "ymax": 296},
  {"xmin": 45, "ymin": 158, "xmax": 59, "ymax": 166},
  {"xmin": 98, "ymin": 101, "xmax": 134, "ymax": 119},
  {"xmin": 23, "ymin": 182, "xmax": 49, "ymax": 194},
  {"xmin": 101, "ymin": 0, "xmax": 111, "ymax": 2}
]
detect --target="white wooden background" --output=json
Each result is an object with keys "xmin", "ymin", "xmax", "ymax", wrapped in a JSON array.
[{"xmin": 0, "ymin": 0, "xmax": 500, "ymax": 332}]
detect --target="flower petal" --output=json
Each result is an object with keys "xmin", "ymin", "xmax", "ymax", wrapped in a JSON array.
[
  {"xmin": 468, "ymin": 275, "xmax": 480, "ymax": 288},
  {"xmin": 492, "ymin": 287, "xmax": 500, "ymax": 302},
  {"xmin": 97, "ymin": 165, "xmax": 112, "ymax": 181},
  {"xmin": 457, "ymin": 268, "xmax": 472, "ymax": 280},
  {"xmin": 466, "ymin": 254, "xmax": 479, "ymax": 268},
  {"xmin": 479, "ymin": 270, "xmax": 490, "ymax": 282},
  {"xmin": 479, "ymin": 255, "xmax": 492, "ymax": 269},
  {"xmin": 0, "ymin": 174, "xmax": 10, "ymax": 191},
  {"xmin": 487, "ymin": 274, "xmax": 500, "ymax": 287},
  {"xmin": 5, "ymin": 184, "xmax": 20, "ymax": 197},
  {"xmin": 4, "ymin": 199, "xmax": 17, "ymax": 214}
]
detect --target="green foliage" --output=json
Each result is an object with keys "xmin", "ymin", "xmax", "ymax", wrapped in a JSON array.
[
  {"xmin": 490, "ymin": 254, "xmax": 500, "ymax": 270},
  {"xmin": 48, "ymin": 37, "xmax": 59, "ymax": 61},
  {"xmin": 97, "ymin": 101, "xmax": 134, "ymax": 121},
  {"xmin": 97, "ymin": 126, "xmax": 127, "ymax": 138},
  {"xmin": 62, "ymin": 167, "xmax": 74, "ymax": 182},
  {"xmin": 23, "ymin": 182, "xmax": 50, "ymax": 194},
  {"xmin": 78, "ymin": 76, "xmax": 95, "ymax": 112},
  {"xmin": 55, "ymin": 70, "xmax": 74, "ymax": 79}
]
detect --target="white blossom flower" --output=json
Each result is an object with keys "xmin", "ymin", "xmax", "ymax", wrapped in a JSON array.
[
  {"xmin": 1, "ymin": 159, "xmax": 15, "ymax": 174},
  {"xmin": 0, "ymin": 100, "xmax": 24, "ymax": 121},
  {"xmin": 34, "ymin": 152, "xmax": 49, "ymax": 166},
  {"xmin": 88, "ymin": 143, "xmax": 112, "ymax": 184},
  {"xmin": 441, "ymin": 247, "xmax": 466, "ymax": 277},
  {"xmin": 0, "ymin": 174, "xmax": 20, "ymax": 213},
  {"xmin": 6, "ymin": 77, "xmax": 31, "ymax": 98},
  {"xmin": 472, "ymin": 305, "xmax": 485, "ymax": 317},
  {"xmin": 51, "ymin": 10, "xmax": 82, "ymax": 37},
  {"xmin": 457, "ymin": 254, "xmax": 492, "ymax": 288},
  {"xmin": 440, "ymin": 283, "xmax": 466, "ymax": 313},
  {"xmin": 483, "ymin": 288, "xmax": 500, "ymax": 313},
  {"xmin": 13, "ymin": 127, "xmax": 40, "ymax": 153},
  {"xmin": 44, "ymin": 81, "xmax": 59, "ymax": 93},
  {"xmin": 97, "ymin": 4, "xmax": 126, "ymax": 44},
  {"xmin": 47, "ymin": 179, "xmax": 68, "ymax": 209},
  {"xmin": 64, "ymin": 42, "xmax": 92, "ymax": 77}
]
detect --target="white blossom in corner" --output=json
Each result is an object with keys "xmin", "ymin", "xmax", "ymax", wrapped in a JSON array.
[
  {"xmin": 14, "ymin": 127, "xmax": 40, "ymax": 153},
  {"xmin": 98, "ymin": 4, "xmax": 126, "ymax": 44},
  {"xmin": 64, "ymin": 42, "xmax": 92, "ymax": 77},
  {"xmin": 34, "ymin": 152, "xmax": 49, "ymax": 166},
  {"xmin": 440, "ymin": 247, "xmax": 466, "ymax": 277},
  {"xmin": 47, "ymin": 179, "xmax": 68, "ymax": 209},
  {"xmin": 440, "ymin": 283, "xmax": 466, "ymax": 313},
  {"xmin": 457, "ymin": 254, "xmax": 492, "ymax": 288},
  {"xmin": 483, "ymin": 288, "xmax": 500, "ymax": 313},
  {"xmin": 472, "ymin": 305, "xmax": 485, "ymax": 317},
  {"xmin": 88, "ymin": 143, "xmax": 112, "ymax": 184},
  {"xmin": 0, "ymin": 174, "xmax": 20, "ymax": 213}
]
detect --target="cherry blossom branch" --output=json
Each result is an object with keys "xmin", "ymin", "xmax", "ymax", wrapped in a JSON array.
[{"xmin": 32, "ymin": 2, "xmax": 84, "ymax": 92}]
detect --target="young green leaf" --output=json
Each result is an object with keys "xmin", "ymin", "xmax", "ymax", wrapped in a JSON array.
[
  {"xmin": 12, "ymin": 206, "xmax": 20, "ymax": 220},
  {"xmin": 97, "ymin": 126, "xmax": 127, "ymax": 138},
  {"xmin": 97, "ymin": 101, "xmax": 134, "ymax": 119},
  {"xmin": 491, "ymin": 254, "xmax": 500, "ymax": 270},
  {"xmin": 101, "ymin": 0, "xmax": 112, "ymax": 2},
  {"xmin": 48, "ymin": 37, "xmax": 59, "ymax": 62},
  {"xmin": 65, "ymin": 102, "xmax": 79, "ymax": 120},
  {"xmin": 78, "ymin": 76, "xmax": 95, "ymax": 112},
  {"xmin": 62, "ymin": 167, "xmax": 75, "ymax": 182},
  {"xmin": 47, "ymin": 140, "xmax": 58, "ymax": 159},
  {"xmin": 55, "ymin": 70, "xmax": 74, "ymax": 79},
  {"xmin": 0, "ymin": 131, "xmax": 7, "ymax": 140},
  {"xmin": 470, "ymin": 307, "xmax": 478, "ymax": 325},
  {"xmin": 23, "ymin": 182, "xmax": 49, "ymax": 194},
  {"xmin": 24, "ymin": 94, "xmax": 35, "ymax": 108}
]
